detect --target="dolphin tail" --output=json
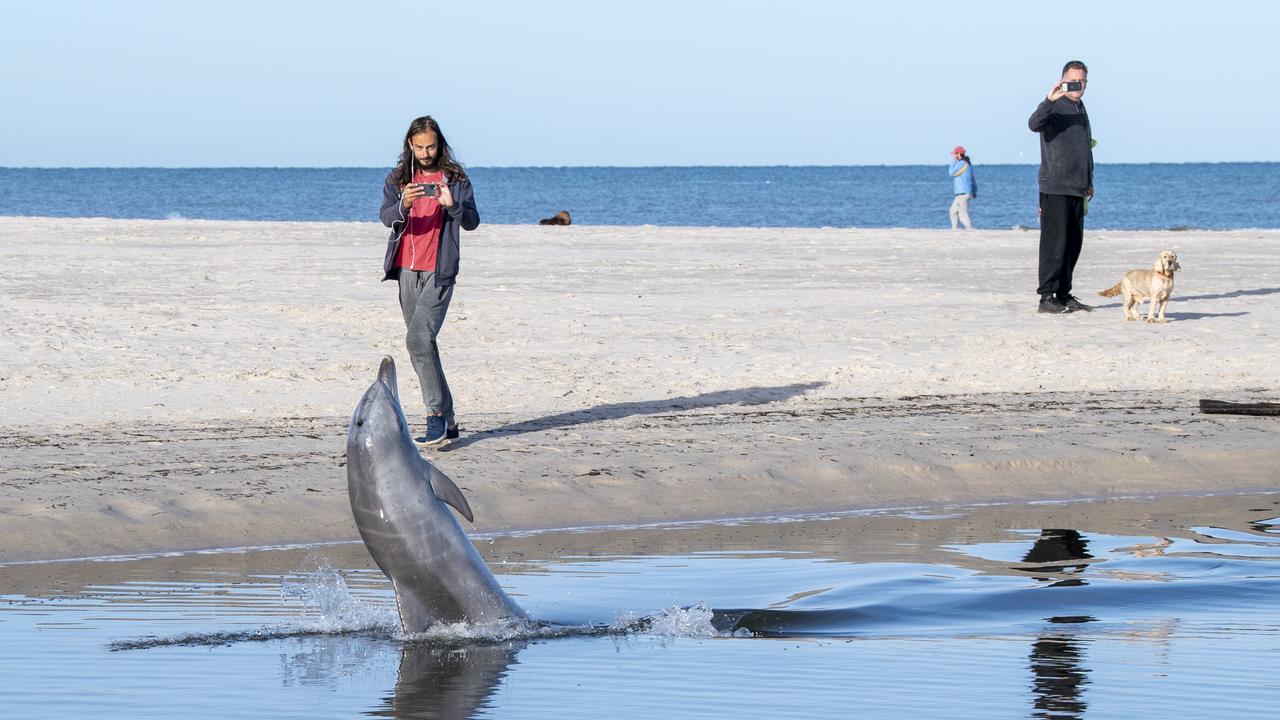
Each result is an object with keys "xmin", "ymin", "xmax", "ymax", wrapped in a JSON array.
[{"xmin": 428, "ymin": 464, "xmax": 475, "ymax": 523}]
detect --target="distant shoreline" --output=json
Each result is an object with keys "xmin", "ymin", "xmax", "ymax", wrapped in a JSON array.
[
  {"xmin": 3, "ymin": 161, "xmax": 1279, "ymax": 170},
  {"xmin": 2, "ymin": 214, "xmax": 1277, "ymax": 233}
]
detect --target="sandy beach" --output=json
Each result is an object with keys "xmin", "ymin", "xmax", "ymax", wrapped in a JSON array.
[{"xmin": 1, "ymin": 216, "xmax": 1277, "ymax": 563}]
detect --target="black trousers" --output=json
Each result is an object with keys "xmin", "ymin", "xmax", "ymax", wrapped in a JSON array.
[{"xmin": 1037, "ymin": 193, "xmax": 1085, "ymax": 299}]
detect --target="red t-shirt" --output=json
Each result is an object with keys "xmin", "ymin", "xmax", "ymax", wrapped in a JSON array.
[{"xmin": 394, "ymin": 171, "xmax": 445, "ymax": 272}]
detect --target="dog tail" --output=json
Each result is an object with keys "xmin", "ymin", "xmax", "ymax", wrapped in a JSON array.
[{"xmin": 1097, "ymin": 283, "xmax": 1123, "ymax": 298}]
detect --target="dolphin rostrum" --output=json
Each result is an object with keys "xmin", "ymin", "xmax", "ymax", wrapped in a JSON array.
[{"xmin": 346, "ymin": 357, "xmax": 529, "ymax": 632}]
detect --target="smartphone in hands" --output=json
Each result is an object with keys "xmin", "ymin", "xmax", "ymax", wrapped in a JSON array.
[{"xmin": 413, "ymin": 183, "xmax": 439, "ymax": 197}]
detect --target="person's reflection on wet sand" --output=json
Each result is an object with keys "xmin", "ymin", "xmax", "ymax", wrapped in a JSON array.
[
  {"xmin": 369, "ymin": 640, "xmax": 525, "ymax": 720},
  {"xmin": 1030, "ymin": 618, "xmax": 1092, "ymax": 720}
]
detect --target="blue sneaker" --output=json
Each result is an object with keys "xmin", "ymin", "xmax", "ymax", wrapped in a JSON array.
[{"xmin": 415, "ymin": 416, "xmax": 449, "ymax": 446}]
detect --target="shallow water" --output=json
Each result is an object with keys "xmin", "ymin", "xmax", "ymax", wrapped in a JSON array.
[{"xmin": 2, "ymin": 493, "xmax": 1278, "ymax": 719}]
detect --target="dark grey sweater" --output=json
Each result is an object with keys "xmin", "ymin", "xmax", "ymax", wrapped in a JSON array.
[{"xmin": 1028, "ymin": 97, "xmax": 1094, "ymax": 197}]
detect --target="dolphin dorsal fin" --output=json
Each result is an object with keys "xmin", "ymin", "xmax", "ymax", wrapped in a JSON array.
[{"xmin": 427, "ymin": 465, "xmax": 475, "ymax": 523}]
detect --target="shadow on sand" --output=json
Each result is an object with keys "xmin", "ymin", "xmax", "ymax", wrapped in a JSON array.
[
  {"xmin": 1083, "ymin": 305, "xmax": 1248, "ymax": 321},
  {"xmin": 1177, "ymin": 287, "xmax": 1280, "ymax": 302},
  {"xmin": 1163, "ymin": 311, "xmax": 1249, "ymax": 321},
  {"xmin": 1091, "ymin": 286, "xmax": 1278, "ymax": 314},
  {"xmin": 445, "ymin": 381, "xmax": 827, "ymax": 450}
]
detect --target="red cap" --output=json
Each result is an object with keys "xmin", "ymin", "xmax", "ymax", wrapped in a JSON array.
[{"xmin": 953, "ymin": 146, "xmax": 966, "ymax": 155}]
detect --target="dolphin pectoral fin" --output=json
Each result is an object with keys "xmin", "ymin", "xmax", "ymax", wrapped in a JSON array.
[{"xmin": 428, "ymin": 465, "xmax": 475, "ymax": 523}]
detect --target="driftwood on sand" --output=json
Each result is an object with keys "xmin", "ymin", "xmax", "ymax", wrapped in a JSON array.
[{"xmin": 1199, "ymin": 399, "xmax": 1280, "ymax": 416}]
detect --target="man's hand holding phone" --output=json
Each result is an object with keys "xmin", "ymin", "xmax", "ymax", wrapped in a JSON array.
[
  {"xmin": 1048, "ymin": 79, "xmax": 1084, "ymax": 102},
  {"xmin": 401, "ymin": 182, "xmax": 437, "ymax": 208},
  {"xmin": 435, "ymin": 180, "xmax": 453, "ymax": 208},
  {"xmin": 401, "ymin": 180, "xmax": 453, "ymax": 208}
]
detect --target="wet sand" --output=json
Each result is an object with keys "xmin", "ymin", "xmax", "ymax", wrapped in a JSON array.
[
  {"xmin": 5, "ymin": 491, "xmax": 1276, "ymax": 598},
  {"xmin": 1, "ymin": 217, "xmax": 1278, "ymax": 562}
]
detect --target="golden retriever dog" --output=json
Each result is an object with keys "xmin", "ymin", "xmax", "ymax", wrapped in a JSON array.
[{"xmin": 1097, "ymin": 250, "xmax": 1181, "ymax": 322}]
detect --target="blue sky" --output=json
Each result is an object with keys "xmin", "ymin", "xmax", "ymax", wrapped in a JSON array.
[{"xmin": 2, "ymin": 1, "xmax": 1273, "ymax": 167}]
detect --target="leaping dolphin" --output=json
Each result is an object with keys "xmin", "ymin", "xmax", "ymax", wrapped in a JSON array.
[{"xmin": 346, "ymin": 357, "xmax": 529, "ymax": 633}]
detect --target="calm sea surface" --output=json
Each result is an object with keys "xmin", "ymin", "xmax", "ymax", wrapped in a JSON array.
[
  {"xmin": 2, "ymin": 493, "xmax": 1277, "ymax": 719},
  {"xmin": 1, "ymin": 164, "xmax": 1277, "ymax": 229}
]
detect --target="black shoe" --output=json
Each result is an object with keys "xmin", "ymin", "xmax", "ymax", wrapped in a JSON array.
[
  {"xmin": 1038, "ymin": 295, "xmax": 1069, "ymax": 314},
  {"xmin": 446, "ymin": 424, "xmax": 459, "ymax": 440},
  {"xmin": 1061, "ymin": 295, "xmax": 1094, "ymax": 312}
]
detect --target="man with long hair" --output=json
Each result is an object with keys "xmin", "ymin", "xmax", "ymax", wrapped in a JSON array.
[{"xmin": 378, "ymin": 116, "xmax": 480, "ymax": 446}]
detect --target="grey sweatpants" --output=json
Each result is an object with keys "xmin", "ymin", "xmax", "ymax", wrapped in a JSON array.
[{"xmin": 397, "ymin": 270, "xmax": 454, "ymax": 424}]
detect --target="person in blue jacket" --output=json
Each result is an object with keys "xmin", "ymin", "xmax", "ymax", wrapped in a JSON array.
[
  {"xmin": 378, "ymin": 115, "xmax": 480, "ymax": 447},
  {"xmin": 948, "ymin": 146, "xmax": 976, "ymax": 229}
]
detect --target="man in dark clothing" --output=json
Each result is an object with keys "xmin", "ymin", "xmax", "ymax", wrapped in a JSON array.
[{"xmin": 1029, "ymin": 60, "xmax": 1095, "ymax": 314}]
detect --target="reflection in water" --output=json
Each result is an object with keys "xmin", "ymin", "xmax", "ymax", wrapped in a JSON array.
[
  {"xmin": 1249, "ymin": 515, "xmax": 1280, "ymax": 535},
  {"xmin": 1019, "ymin": 529, "xmax": 1093, "ymax": 586},
  {"xmin": 1029, "ymin": 620, "xmax": 1092, "ymax": 720},
  {"xmin": 369, "ymin": 641, "xmax": 525, "ymax": 720},
  {"xmin": 1022, "ymin": 532, "xmax": 1095, "ymax": 719}
]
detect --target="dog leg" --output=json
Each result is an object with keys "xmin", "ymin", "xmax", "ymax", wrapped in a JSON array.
[
  {"xmin": 1151, "ymin": 295, "xmax": 1170, "ymax": 323},
  {"xmin": 1124, "ymin": 294, "xmax": 1139, "ymax": 321}
]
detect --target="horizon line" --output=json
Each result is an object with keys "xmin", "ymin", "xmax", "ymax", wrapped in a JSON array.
[{"xmin": 2, "ymin": 160, "xmax": 1277, "ymax": 171}]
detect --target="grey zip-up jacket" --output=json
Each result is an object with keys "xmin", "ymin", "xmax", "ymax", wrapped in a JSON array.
[
  {"xmin": 379, "ymin": 172, "xmax": 480, "ymax": 286},
  {"xmin": 1028, "ymin": 97, "xmax": 1094, "ymax": 197}
]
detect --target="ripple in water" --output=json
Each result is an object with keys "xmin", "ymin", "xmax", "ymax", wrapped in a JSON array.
[
  {"xmin": 5, "ymin": 492, "xmax": 1278, "ymax": 719},
  {"xmin": 108, "ymin": 564, "xmax": 741, "ymax": 651}
]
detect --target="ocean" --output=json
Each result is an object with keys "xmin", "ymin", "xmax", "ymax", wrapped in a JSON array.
[{"xmin": 0, "ymin": 163, "xmax": 1277, "ymax": 230}]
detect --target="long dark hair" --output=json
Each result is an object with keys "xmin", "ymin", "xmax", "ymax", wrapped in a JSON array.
[{"xmin": 388, "ymin": 115, "xmax": 468, "ymax": 186}]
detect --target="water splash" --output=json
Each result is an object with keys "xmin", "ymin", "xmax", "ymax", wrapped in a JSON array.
[
  {"xmin": 403, "ymin": 618, "xmax": 538, "ymax": 644},
  {"xmin": 111, "ymin": 561, "xmax": 397, "ymax": 651},
  {"xmin": 400, "ymin": 606, "xmax": 737, "ymax": 646},
  {"xmin": 110, "ymin": 558, "xmax": 745, "ymax": 651},
  {"xmin": 643, "ymin": 603, "xmax": 721, "ymax": 638},
  {"xmin": 612, "ymin": 603, "xmax": 750, "ymax": 638},
  {"xmin": 280, "ymin": 562, "xmax": 398, "ymax": 634}
]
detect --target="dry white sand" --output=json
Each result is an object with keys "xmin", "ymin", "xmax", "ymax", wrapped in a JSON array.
[{"xmin": 1, "ymin": 216, "xmax": 1277, "ymax": 562}]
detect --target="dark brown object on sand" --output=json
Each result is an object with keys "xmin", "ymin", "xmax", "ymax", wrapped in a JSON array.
[
  {"xmin": 1199, "ymin": 399, "xmax": 1280, "ymax": 416},
  {"xmin": 539, "ymin": 210, "xmax": 572, "ymax": 226}
]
